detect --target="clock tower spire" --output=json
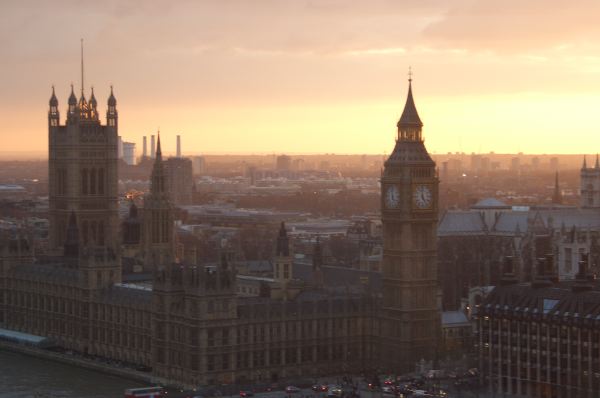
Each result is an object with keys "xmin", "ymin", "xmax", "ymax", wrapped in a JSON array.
[{"xmin": 380, "ymin": 73, "xmax": 440, "ymax": 373}]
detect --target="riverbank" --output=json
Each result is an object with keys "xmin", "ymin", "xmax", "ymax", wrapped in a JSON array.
[{"xmin": 0, "ymin": 340, "xmax": 155, "ymax": 386}]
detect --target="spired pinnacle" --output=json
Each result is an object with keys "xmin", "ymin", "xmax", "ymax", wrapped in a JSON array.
[
  {"xmin": 156, "ymin": 131, "xmax": 162, "ymax": 158},
  {"xmin": 49, "ymin": 85, "xmax": 58, "ymax": 106},
  {"xmin": 68, "ymin": 84, "xmax": 77, "ymax": 105},
  {"xmin": 397, "ymin": 68, "xmax": 423, "ymax": 129}
]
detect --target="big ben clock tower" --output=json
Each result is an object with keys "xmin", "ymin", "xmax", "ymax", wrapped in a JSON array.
[{"xmin": 380, "ymin": 74, "xmax": 440, "ymax": 373}]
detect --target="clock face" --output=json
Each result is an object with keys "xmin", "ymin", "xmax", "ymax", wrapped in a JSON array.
[
  {"xmin": 413, "ymin": 185, "xmax": 432, "ymax": 209},
  {"xmin": 385, "ymin": 185, "xmax": 400, "ymax": 209}
]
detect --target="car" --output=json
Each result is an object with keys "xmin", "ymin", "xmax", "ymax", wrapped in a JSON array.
[
  {"xmin": 285, "ymin": 386, "xmax": 301, "ymax": 394},
  {"xmin": 239, "ymin": 391, "xmax": 254, "ymax": 397},
  {"xmin": 382, "ymin": 386, "xmax": 394, "ymax": 394},
  {"xmin": 311, "ymin": 385, "xmax": 321, "ymax": 392},
  {"xmin": 326, "ymin": 386, "xmax": 342, "ymax": 398}
]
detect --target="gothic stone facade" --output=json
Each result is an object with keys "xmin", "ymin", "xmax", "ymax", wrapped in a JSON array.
[{"xmin": 477, "ymin": 260, "xmax": 600, "ymax": 398}]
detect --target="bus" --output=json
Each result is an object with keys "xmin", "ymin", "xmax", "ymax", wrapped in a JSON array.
[{"xmin": 124, "ymin": 386, "xmax": 165, "ymax": 398}]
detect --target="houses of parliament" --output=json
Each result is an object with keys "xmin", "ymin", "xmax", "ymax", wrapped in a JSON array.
[{"xmin": 0, "ymin": 75, "xmax": 440, "ymax": 387}]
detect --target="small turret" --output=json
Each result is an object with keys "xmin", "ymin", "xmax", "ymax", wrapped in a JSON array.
[
  {"xmin": 276, "ymin": 221, "xmax": 290, "ymax": 257},
  {"xmin": 67, "ymin": 84, "xmax": 77, "ymax": 117},
  {"xmin": 48, "ymin": 86, "xmax": 60, "ymax": 127},
  {"xmin": 106, "ymin": 86, "xmax": 118, "ymax": 128},
  {"xmin": 89, "ymin": 86, "xmax": 97, "ymax": 109},
  {"xmin": 49, "ymin": 86, "xmax": 58, "ymax": 107}
]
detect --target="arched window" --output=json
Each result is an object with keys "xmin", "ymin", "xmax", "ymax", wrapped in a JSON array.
[
  {"xmin": 81, "ymin": 169, "xmax": 88, "ymax": 195},
  {"xmin": 98, "ymin": 221, "xmax": 105, "ymax": 245},
  {"xmin": 588, "ymin": 184, "xmax": 594, "ymax": 206},
  {"xmin": 82, "ymin": 220, "xmax": 89, "ymax": 244},
  {"xmin": 90, "ymin": 169, "xmax": 96, "ymax": 195},
  {"xmin": 90, "ymin": 221, "xmax": 97, "ymax": 244},
  {"xmin": 97, "ymin": 168, "xmax": 104, "ymax": 195}
]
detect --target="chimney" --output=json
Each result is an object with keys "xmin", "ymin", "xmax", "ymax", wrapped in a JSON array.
[
  {"xmin": 500, "ymin": 256, "xmax": 518, "ymax": 286},
  {"xmin": 142, "ymin": 136, "xmax": 147, "ymax": 158},
  {"xmin": 151, "ymin": 135, "xmax": 156, "ymax": 159},
  {"xmin": 545, "ymin": 253, "xmax": 558, "ymax": 283},
  {"xmin": 573, "ymin": 253, "xmax": 594, "ymax": 292},
  {"xmin": 532, "ymin": 257, "xmax": 552, "ymax": 288},
  {"xmin": 177, "ymin": 135, "xmax": 181, "ymax": 158}
]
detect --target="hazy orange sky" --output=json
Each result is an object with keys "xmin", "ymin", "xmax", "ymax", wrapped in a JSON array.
[{"xmin": 3, "ymin": 0, "xmax": 600, "ymax": 157}]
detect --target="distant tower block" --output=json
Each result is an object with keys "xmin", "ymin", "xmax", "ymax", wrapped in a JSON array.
[
  {"xmin": 118, "ymin": 136, "xmax": 123, "ymax": 159},
  {"xmin": 151, "ymin": 135, "xmax": 156, "ymax": 158},
  {"xmin": 176, "ymin": 135, "xmax": 181, "ymax": 158},
  {"xmin": 142, "ymin": 136, "xmax": 147, "ymax": 158}
]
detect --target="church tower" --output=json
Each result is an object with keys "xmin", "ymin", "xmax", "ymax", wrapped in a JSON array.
[
  {"xmin": 380, "ymin": 75, "xmax": 440, "ymax": 373},
  {"xmin": 48, "ymin": 53, "xmax": 119, "ymax": 256},
  {"xmin": 580, "ymin": 155, "xmax": 600, "ymax": 208},
  {"xmin": 143, "ymin": 134, "xmax": 175, "ymax": 270}
]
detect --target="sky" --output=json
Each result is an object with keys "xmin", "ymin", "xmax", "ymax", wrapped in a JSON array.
[{"xmin": 3, "ymin": 0, "xmax": 600, "ymax": 157}]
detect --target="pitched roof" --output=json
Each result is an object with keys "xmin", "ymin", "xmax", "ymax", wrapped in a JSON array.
[
  {"xmin": 438, "ymin": 211, "xmax": 487, "ymax": 236},
  {"xmin": 471, "ymin": 198, "xmax": 510, "ymax": 209}
]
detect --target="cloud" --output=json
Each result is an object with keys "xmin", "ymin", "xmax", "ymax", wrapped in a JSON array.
[{"xmin": 422, "ymin": 0, "xmax": 600, "ymax": 54}]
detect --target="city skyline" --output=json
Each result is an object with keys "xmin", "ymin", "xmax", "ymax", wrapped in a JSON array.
[{"xmin": 3, "ymin": 1, "xmax": 600, "ymax": 157}]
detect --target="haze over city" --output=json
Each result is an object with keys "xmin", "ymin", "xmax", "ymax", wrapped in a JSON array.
[
  {"xmin": 3, "ymin": 0, "xmax": 600, "ymax": 157},
  {"xmin": 6, "ymin": 2, "xmax": 600, "ymax": 398}
]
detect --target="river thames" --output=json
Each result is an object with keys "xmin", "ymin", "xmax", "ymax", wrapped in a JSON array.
[{"xmin": 0, "ymin": 350, "xmax": 143, "ymax": 398}]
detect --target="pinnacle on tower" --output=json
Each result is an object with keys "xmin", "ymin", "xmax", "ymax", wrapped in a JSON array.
[
  {"xmin": 595, "ymin": 154, "xmax": 599, "ymax": 169},
  {"xmin": 89, "ymin": 86, "xmax": 97, "ymax": 109},
  {"xmin": 552, "ymin": 171, "xmax": 563, "ymax": 205},
  {"xmin": 397, "ymin": 69, "xmax": 423, "ymax": 129},
  {"xmin": 276, "ymin": 221, "xmax": 290, "ymax": 257},
  {"xmin": 49, "ymin": 85, "xmax": 58, "ymax": 106},
  {"xmin": 68, "ymin": 84, "xmax": 77, "ymax": 105},
  {"xmin": 156, "ymin": 132, "xmax": 162, "ymax": 159},
  {"xmin": 108, "ymin": 85, "xmax": 116, "ymax": 107},
  {"xmin": 583, "ymin": 155, "xmax": 588, "ymax": 169}
]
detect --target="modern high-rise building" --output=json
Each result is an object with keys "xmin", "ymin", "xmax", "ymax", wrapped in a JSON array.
[
  {"xmin": 191, "ymin": 156, "xmax": 206, "ymax": 175},
  {"xmin": 380, "ymin": 77, "xmax": 440, "ymax": 373},
  {"xmin": 48, "ymin": 85, "xmax": 120, "ymax": 254},
  {"xmin": 165, "ymin": 156, "xmax": 193, "ymax": 205},
  {"xmin": 122, "ymin": 141, "xmax": 136, "ymax": 165},
  {"xmin": 276, "ymin": 155, "xmax": 292, "ymax": 170},
  {"xmin": 176, "ymin": 135, "xmax": 182, "ymax": 157}
]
